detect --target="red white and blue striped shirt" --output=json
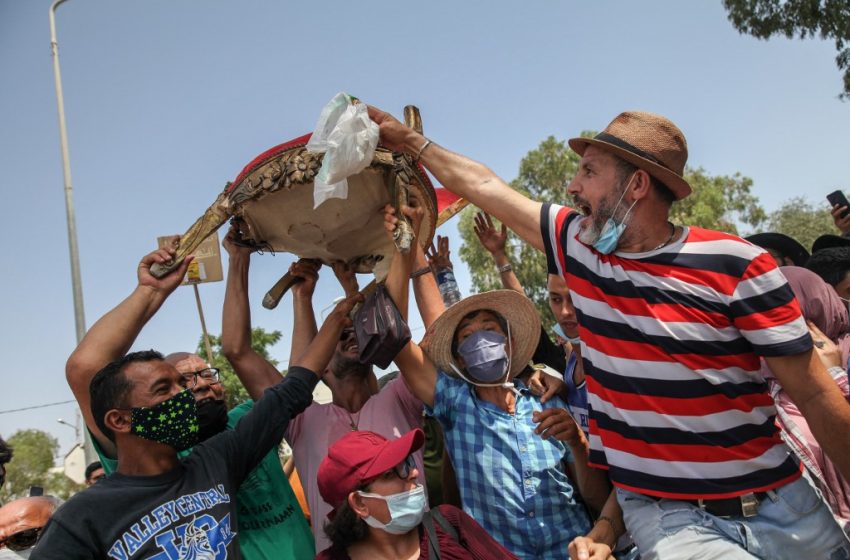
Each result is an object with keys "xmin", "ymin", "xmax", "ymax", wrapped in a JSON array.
[{"xmin": 541, "ymin": 203, "xmax": 810, "ymax": 499}]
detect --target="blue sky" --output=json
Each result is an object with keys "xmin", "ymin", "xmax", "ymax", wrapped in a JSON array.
[{"xmin": 1, "ymin": 0, "xmax": 848, "ymax": 458}]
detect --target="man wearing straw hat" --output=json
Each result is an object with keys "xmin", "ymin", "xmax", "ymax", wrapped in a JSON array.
[
  {"xmin": 369, "ymin": 107, "xmax": 850, "ymax": 559},
  {"xmin": 383, "ymin": 224, "xmax": 596, "ymax": 560}
]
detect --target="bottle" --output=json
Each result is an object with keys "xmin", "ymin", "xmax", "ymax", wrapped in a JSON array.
[{"xmin": 436, "ymin": 267, "xmax": 462, "ymax": 307}]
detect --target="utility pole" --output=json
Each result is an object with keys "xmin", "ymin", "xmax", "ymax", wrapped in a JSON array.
[
  {"xmin": 50, "ymin": 0, "xmax": 95, "ymax": 465},
  {"xmin": 50, "ymin": 0, "xmax": 86, "ymax": 344}
]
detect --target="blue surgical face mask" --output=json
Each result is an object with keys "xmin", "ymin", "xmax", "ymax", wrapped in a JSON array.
[
  {"xmin": 552, "ymin": 323, "xmax": 566, "ymax": 340},
  {"xmin": 593, "ymin": 175, "xmax": 638, "ymax": 255},
  {"xmin": 358, "ymin": 484, "xmax": 427, "ymax": 534},
  {"xmin": 457, "ymin": 330, "xmax": 509, "ymax": 382}
]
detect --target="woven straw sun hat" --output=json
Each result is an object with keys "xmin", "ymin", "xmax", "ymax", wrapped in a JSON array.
[
  {"xmin": 423, "ymin": 290, "xmax": 541, "ymax": 378},
  {"xmin": 568, "ymin": 111, "xmax": 691, "ymax": 200}
]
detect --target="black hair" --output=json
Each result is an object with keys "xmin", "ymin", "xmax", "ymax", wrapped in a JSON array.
[
  {"xmin": 89, "ymin": 350, "xmax": 164, "ymax": 442},
  {"xmin": 613, "ymin": 157, "xmax": 675, "ymax": 206},
  {"xmin": 0, "ymin": 435, "xmax": 12, "ymax": 465},
  {"xmin": 323, "ymin": 501, "xmax": 369, "ymax": 550},
  {"xmin": 806, "ymin": 247, "xmax": 850, "ymax": 287},
  {"xmin": 84, "ymin": 461, "xmax": 103, "ymax": 480},
  {"xmin": 450, "ymin": 309, "xmax": 509, "ymax": 358}
]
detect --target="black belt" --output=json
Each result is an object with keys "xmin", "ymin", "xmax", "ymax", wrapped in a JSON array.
[{"xmin": 649, "ymin": 492, "xmax": 767, "ymax": 518}]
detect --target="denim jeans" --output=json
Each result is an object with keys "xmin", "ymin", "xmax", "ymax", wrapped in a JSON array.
[{"xmin": 617, "ymin": 475, "xmax": 850, "ymax": 559}]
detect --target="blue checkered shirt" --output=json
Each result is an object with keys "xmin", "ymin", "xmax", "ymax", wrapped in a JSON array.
[{"xmin": 428, "ymin": 372, "xmax": 591, "ymax": 559}]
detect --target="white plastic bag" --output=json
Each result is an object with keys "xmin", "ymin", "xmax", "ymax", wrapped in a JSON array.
[{"xmin": 306, "ymin": 92, "xmax": 379, "ymax": 209}]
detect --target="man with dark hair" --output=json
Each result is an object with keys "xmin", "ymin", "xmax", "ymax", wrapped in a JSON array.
[
  {"xmin": 367, "ymin": 106, "xmax": 850, "ymax": 558},
  {"xmin": 84, "ymin": 462, "xmax": 105, "ymax": 486},
  {"xmin": 0, "ymin": 436, "xmax": 12, "ymax": 494},
  {"xmin": 219, "ymin": 221, "xmax": 433, "ymax": 553},
  {"xmin": 63, "ymin": 245, "xmax": 314, "ymax": 559},
  {"xmin": 806, "ymin": 246, "xmax": 850, "ymax": 300},
  {"xmin": 33, "ymin": 292, "xmax": 358, "ymax": 559}
]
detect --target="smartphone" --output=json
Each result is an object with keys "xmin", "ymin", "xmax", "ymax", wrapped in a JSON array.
[{"xmin": 827, "ymin": 190, "xmax": 850, "ymax": 219}]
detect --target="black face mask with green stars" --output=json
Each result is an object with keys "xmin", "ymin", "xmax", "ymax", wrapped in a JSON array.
[{"xmin": 130, "ymin": 389, "xmax": 200, "ymax": 451}]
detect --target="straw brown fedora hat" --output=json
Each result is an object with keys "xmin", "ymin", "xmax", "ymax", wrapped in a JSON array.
[
  {"xmin": 423, "ymin": 290, "xmax": 541, "ymax": 378},
  {"xmin": 569, "ymin": 111, "xmax": 691, "ymax": 200}
]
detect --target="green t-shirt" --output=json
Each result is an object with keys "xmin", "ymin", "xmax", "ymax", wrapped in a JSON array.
[{"xmin": 93, "ymin": 401, "xmax": 315, "ymax": 559}]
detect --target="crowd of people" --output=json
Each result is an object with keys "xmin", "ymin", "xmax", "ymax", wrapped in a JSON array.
[{"xmin": 3, "ymin": 108, "xmax": 850, "ymax": 559}]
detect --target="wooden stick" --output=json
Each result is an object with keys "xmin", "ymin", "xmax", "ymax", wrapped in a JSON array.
[{"xmin": 193, "ymin": 284, "xmax": 214, "ymax": 362}]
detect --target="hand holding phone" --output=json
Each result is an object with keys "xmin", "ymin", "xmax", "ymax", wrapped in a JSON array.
[
  {"xmin": 827, "ymin": 190, "xmax": 850, "ymax": 234},
  {"xmin": 827, "ymin": 190, "xmax": 850, "ymax": 219}
]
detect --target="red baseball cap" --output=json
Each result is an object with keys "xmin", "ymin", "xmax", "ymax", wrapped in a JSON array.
[{"xmin": 317, "ymin": 429, "xmax": 424, "ymax": 517}]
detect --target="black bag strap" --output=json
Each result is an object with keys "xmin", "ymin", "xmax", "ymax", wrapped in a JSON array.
[
  {"xmin": 430, "ymin": 507, "xmax": 459, "ymax": 543},
  {"xmin": 423, "ymin": 511, "xmax": 441, "ymax": 560}
]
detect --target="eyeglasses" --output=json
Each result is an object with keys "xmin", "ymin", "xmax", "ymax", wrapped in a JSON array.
[
  {"xmin": 362, "ymin": 454, "xmax": 416, "ymax": 486},
  {"xmin": 180, "ymin": 367, "xmax": 221, "ymax": 388},
  {"xmin": 0, "ymin": 527, "xmax": 44, "ymax": 551}
]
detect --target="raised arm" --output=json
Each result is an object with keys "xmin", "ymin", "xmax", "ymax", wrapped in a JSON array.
[
  {"xmin": 65, "ymin": 245, "xmax": 191, "ymax": 455},
  {"xmin": 286, "ymin": 259, "xmax": 322, "ymax": 367},
  {"xmin": 473, "ymin": 211, "xmax": 524, "ymax": 294},
  {"xmin": 412, "ymin": 241, "xmax": 445, "ymax": 329},
  {"xmin": 220, "ymin": 226, "xmax": 284, "ymax": 400},
  {"xmin": 222, "ymin": 294, "xmax": 363, "ymax": 484},
  {"xmin": 368, "ymin": 105, "xmax": 544, "ymax": 251},
  {"xmin": 292, "ymin": 293, "xmax": 362, "ymax": 373},
  {"xmin": 384, "ymin": 203, "xmax": 439, "ymax": 407}
]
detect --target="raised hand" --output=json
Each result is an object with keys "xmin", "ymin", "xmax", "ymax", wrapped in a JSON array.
[
  {"xmin": 473, "ymin": 212, "xmax": 508, "ymax": 256},
  {"xmin": 425, "ymin": 235, "xmax": 453, "ymax": 272},
  {"xmin": 383, "ymin": 203, "xmax": 425, "ymax": 243},
  {"xmin": 222, "ymin": 222, "xmax": 256, "ymax": 259},
  {"xmin": 332, "ymin": 260, "xmax": 359, "ymax": 297},
  {"xmin": 290, "ymin": 259, "xmax": 321, "ymax": 299},
  {"xmin": 328, "ymin": 292, "xmax": 364, "ymax": 326},
  {"xmin": 367, "ymin": 106, "xmax": 419, "ymax": 153},
  {"xmin": 832, "ymin": 204, "xmax": 850, "ymax": 235},
  {"xmin": 137, "ymin": 241, "xmax": 192, "ymax": 295}
]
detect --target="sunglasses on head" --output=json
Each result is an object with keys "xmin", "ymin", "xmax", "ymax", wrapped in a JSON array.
[{"xmin": 0, "ymin": 527, "xmax": 43, "ymax": 551}]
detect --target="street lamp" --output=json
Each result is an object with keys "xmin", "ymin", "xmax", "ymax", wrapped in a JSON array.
[
  {"xmin": 49, "ymin": 2, "xmax": 95, "ymax": 466},
  {"xmin": 49, "ymin": 0, "xmax": 86, "ymax": 344},
  {"xmin": 57, "ymin": 417, "xmax": 80, "ymax": 442}
]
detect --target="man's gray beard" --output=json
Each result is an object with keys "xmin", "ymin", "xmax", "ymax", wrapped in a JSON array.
[
  {"xmin": 577, "ymin": 214, "xmax": 605, "ymax": 245},
  {"xmin": 576, "ymin": 184, "xmax": 630, "ymax": 245}
]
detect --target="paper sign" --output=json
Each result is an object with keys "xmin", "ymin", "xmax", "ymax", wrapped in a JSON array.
[{"xmin": 157, "ymin": 232, "xmax": 223, "ymax": 285}]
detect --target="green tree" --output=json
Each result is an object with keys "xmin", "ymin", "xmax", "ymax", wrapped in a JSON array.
[
  {"xmin": 671, "ymin": 168, "xmax": 766, "ymax": 234},
  {"xmin": 723, "ymin": 0, "xmax": 850, "ymax": 99},
  {"xmin": 196, "ymin": 327, "xmax": 284, "ymax": 409},
  {"xmin": 762, "ymin": 196, "xmax": 836, "ymax": 250},
  {"xmin": 458, "ymin": 137, "xmax": 765, "ymax": 328},
  {"xmin": 0, "ymin": 429, "xmax": 84, "ymax": 501},
  {"xmin": 459, "ymin": 136, "xmax": 582, "ymax": 327}
]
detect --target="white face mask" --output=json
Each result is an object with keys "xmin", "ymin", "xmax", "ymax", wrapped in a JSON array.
[{"xmin": 357, "ymin": 484, "xmax": 427, "ymax": 534}]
